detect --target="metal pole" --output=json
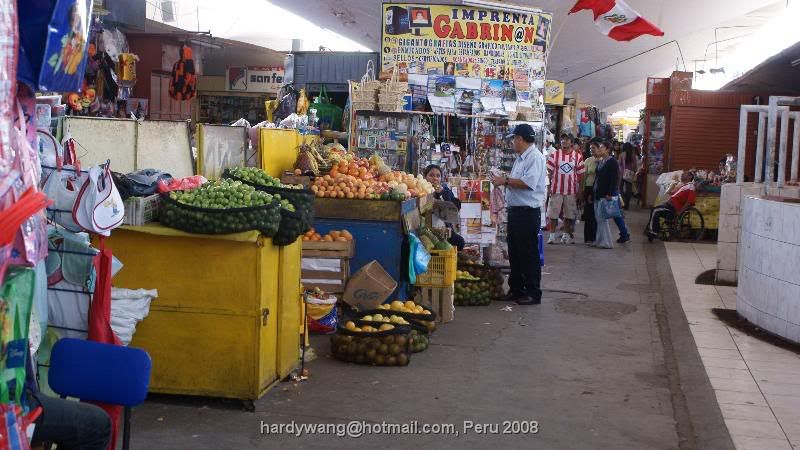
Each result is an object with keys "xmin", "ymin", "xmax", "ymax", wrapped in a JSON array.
[
  {"xmin": 755, "ymin": 112, "xmax": 766, "ymax": 183},
  {"xmin": 792, "ymin": 113, "xmax": 800, "ymax": 183},
  {"xmin": 736, "ymin": 107, "xmax": 748, "ymax": 185},
  {"xmin": 778, "ymin": 109, "xmax": 790, "ymax": 187}
]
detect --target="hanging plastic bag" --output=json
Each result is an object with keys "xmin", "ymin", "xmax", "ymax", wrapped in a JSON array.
[
  {"xmin": 6, "ymin": 100, "xmax": 48, "ymax": 267},
  {"xmin": 0, "ymin": 268, "xmax": 35, "ymax": 405},
  {"xmin": 17, "ymin": 0, "xmax": 93, "ymax": 92},
  {"xmin": 73, "ymin": 164, "xmax": 125, "ymax": 236},
  {"xmin": 41, "ymin": 167, "xmax": 87, "ymax": 233},
  {"xmin": 0, "ymin": 0, "xmax": 17, "ymax": 174},
  {"xmin": 309, "ymin": 86, "xmax": 343, "ymax": 131},
  {"xmin": 407, "ymin": 233, "xmax": 431, "ymax": 285}
]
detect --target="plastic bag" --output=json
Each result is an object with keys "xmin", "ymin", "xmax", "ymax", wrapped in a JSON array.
[
  {"xmin": 7, "ymin": 100, "xmax": 48, "ymax": 266},
  {"xmin": 110, "ymin": 287, "xmax": 156, "ymax": 346},
  {"xmin": 41, "ymin": 167, "xmax": 87, "ymax": 232},
  {"xmin": 599, "ymin": 197, "xmax": 622, "ymax": 220},
  {"xmin": 156, "ymin": 175, "xmax": 207, "ymax": 193},
  {"xmin": 17, "ymin": 0, "xmax": 93, "ymax": 92},
  {"xmin": 306, "ymin": 294, "xmax": 337, "ymax": 334},
  {"xmin": 0, "ymin": 268, "xmax": 35, "ymax": 405},
  {"xmin": 73, "ymin": 164, "xmax": 125, "ymax": 236},
  {"xmin": 309, "ymin": 86, "xmax": 343, "ymax": 131},
  {"xmin": 0, "ymin": 0, "xmax": 17, "ymax": 173},
  {"xmin": 407, "ymin": 233, "xmax": 431, "ymax": 284}
]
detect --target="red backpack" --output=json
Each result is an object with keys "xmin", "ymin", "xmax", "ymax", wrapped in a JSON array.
[{"xmin": 168, "ymin": 45, "xmax": 196, "ymax": 101}]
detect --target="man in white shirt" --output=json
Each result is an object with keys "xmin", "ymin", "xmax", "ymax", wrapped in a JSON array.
[{"xmin": 491, "ymin": 124, "xmax": 548, "ymax": 305}]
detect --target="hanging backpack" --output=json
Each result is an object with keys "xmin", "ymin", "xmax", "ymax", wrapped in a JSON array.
[{"xmin": 168, "ymin": 45, "xmax": 196, "ymax": 101}]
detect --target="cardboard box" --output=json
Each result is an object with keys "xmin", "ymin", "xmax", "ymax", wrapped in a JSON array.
[{"xmin": 343, "ymin": 261, "xmax": 397, "ymax": 311}]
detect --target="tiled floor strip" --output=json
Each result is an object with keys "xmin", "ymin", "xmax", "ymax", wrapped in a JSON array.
[{"xmin": 665, "ymin": 242, "xmax": 799, "ymax": 450}]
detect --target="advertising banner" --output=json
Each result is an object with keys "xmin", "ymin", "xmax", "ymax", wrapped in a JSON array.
[
  {"xmin": 381, "ymin": 3, "xmax": 552, "ymax": 81},
  {"xmin": 226, "ymin": 67, "xmax": 284, "ymax": 93}
]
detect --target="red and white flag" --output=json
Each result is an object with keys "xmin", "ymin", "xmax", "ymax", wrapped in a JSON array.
[{"xmin": 569, "ymin": 0, "xmax": 664, "ymax": 42}]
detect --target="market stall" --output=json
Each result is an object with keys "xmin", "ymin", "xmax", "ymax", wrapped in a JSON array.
[{"xmin": 104, "ymin": 225, "xmax": 301, "ymax": 402}]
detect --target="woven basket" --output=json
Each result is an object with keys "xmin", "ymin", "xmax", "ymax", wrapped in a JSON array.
[
  {"xmin": 352, "ymin": 89, "xmax": 377, "ymax": 102},
  {"xmin": 378, "ymin": 92, "xmax": 405, "ymax": 103},
  {"xmin": 352, "ymin": 100, "xmax": 376, "ymax": 111},
  {"xmin": 378, "ymin": 102, "xmax": 404, "ymax": 112}
]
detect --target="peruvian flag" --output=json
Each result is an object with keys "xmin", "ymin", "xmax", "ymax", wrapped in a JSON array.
[{"xmin": 569, "ymin": 0, "xmax": 664, "ymax": 41}]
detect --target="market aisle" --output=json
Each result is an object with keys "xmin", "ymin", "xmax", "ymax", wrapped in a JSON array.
[
  {"xmin": 664, "ymin": 242, "xmax": 800, "ymax": 450},
  {"xmin": 129, "ymin": 210, "xmax": 727, "ymax": 449}
]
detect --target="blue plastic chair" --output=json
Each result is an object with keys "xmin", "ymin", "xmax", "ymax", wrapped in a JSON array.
[{"xmin": 48, "ymin": 338, "xmax": 152, "ymax": 450}]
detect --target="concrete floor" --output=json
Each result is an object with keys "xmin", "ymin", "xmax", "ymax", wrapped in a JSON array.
[{"xmin": 130, "ymin": 209, "xmax": 733, "ymax": 449}]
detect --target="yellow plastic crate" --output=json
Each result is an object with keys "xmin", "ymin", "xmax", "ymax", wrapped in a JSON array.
[{"xmin": 415, "ymin": 247, "xmax": 457, "ymax": 288}]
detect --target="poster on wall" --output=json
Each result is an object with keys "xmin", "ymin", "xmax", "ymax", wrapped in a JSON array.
[
  {"xmin": 381, "ymin": 3, "xmax": 552, "ymax": 81},
  {"xmin": 543, "ymin": 80, "xmax": 565, "ymax": 105}
]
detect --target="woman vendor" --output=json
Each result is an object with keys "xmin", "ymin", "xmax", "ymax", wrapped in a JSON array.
[{"xmin": 424, "ymin": 164, "xmax": 465, "ymax": 250}]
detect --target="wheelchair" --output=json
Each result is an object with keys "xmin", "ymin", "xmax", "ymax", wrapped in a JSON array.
[{"xmin": 651, "ymin": 206, "xmax": 706, "ymax": 242}]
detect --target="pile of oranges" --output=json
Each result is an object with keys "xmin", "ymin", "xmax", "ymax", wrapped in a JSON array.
[
  {"xmin": 311, "ymin": 157, "xmax": 392, "ymax": 200},
  {"xmin": 303, "ymin": 228, "xmax": 353, "ymax": 242}
]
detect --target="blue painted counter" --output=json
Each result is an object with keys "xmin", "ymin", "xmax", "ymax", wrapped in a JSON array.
[
  {"xmin": 311, "ymin": 198, "xmax": 418, "ymax": 301},
  {"xmin": 312, "ymin": 219, "xmax": 408, "ymax": 300}
]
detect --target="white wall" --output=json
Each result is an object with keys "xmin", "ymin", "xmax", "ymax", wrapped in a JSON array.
[{"xmin": 738, "ymin": 195, "xmax": 800, "ymax": 344}]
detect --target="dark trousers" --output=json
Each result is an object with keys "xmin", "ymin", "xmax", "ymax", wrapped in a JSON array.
[
  {"xmin": 648, "ymin": 202, "xmax": 676, "ymax": 234},
  {"xmin": 30, "ymin": 392, "xmax": 112, "ymax": 450},
  {"xmin": 582, "ymin": 187, "xmax": 596, "ymax": 242},
  {"xmin": 507, "ymin": 206, "xmax": 542, "ymax": 301},
  {"xmin": 620, "ymin": 180, "xmax": 633, "ymax": 209}
]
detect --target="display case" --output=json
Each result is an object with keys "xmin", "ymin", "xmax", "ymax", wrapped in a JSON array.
[{"xmin": 353, "ymin": 110, "xmax": 412, "ymax": 172}]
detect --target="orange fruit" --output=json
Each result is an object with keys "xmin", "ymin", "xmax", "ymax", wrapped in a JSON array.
[
  {"xmin": 330, "ymin": 231, "xmax": 341, "ymax": 239},
  {"xmin": 294, "ymin": 169, "xmax": 302, "ymax": 175},
  {"xmin": 323, "ymin": 235, "xmax": 333, "ymax": 242},
  {"xmin": 336, "ymin": 237, "xmax": 348, "ymax": 242},
  {"xmin": 341, "ymin": 230, "xmax": 353, "ymax": 241}
]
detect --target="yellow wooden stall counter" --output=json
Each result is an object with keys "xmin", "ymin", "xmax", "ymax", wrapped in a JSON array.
[{"xmin": 105, "ymin": 224, "xmax": 302, "ymax": 401}]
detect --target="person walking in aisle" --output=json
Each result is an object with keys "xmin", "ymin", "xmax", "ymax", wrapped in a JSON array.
[
  {"xmin": 491, "ymin": 124, "xmax": 547, "ymax": 305},
  {"xmin": 593, "ymin": 139, "xmax": 623, "ymax": 249},
  {"xmin": 582, "ymin": 139, "xmax": 598, "ymax": 244},
  {"xmin": 546, "ymin": 134, "xmax": 585, "ymax": 244},
  {"xmin": 619, "ymin": 143, "xmax": 636, "ymax": 210}
]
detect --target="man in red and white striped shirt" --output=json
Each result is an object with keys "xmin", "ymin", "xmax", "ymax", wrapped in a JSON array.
[{"xmin": 546, "ymin": 134, "xmax": 585, "ymax": 244}]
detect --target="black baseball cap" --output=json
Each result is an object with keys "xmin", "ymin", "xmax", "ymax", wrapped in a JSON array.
[{"xmin": 504, "ymin": 124, "xmax": 536, "ymax": 142}]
